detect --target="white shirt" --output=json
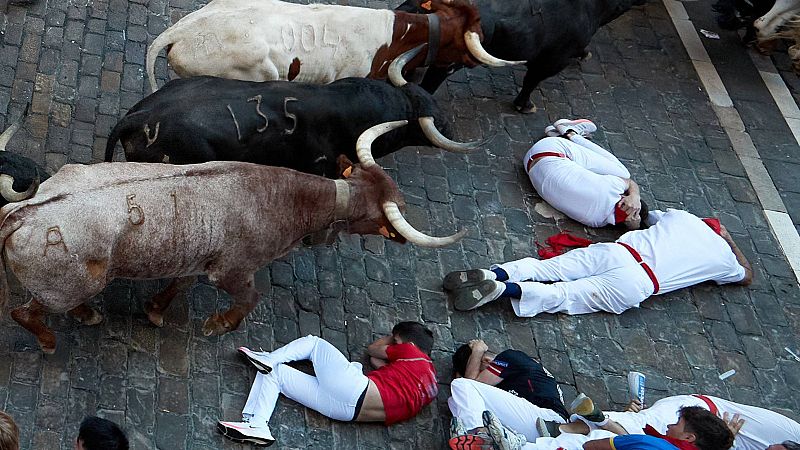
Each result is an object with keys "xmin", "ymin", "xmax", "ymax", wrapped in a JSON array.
[
  {"xmin": 530, "ymin": 157, "xmax": 626, "ymax": 227},
  {"xmin": 616, "ymin": 209, "xmax": 745, "ymax": 294},
  {"xmin": 605, "ymin": 395, "xmax": 800, "ymax": 450}
]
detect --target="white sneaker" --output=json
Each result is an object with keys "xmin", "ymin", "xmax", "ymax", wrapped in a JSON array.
[
  {"xmin": 238, "ymin": 347, "xmax": 273, "ymax": 374},
  {"xmin": 628, "ymin": 371, "xmax": 646, "ymax": 405},
  {"xmin": 483, "ymin": 410, "xmax": 526, "ymax": 450},
  {"xmin": 217, "ymin": 421, "xmax": 276, "ymax": 447},
  {"xmin": 450, "ymin": 280, "xmax": 505, "ymax": 311},
  {"xmin": 554, "ymin": 119, "xmax": 597, "ymax": 137},
  {"xmin": 544, "ymin": 125, "xmax": 560, "ymax": 137}
]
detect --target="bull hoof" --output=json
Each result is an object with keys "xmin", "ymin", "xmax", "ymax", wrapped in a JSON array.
[
  {"xmin": 38, "ymin": 335, "xmax": 57, "ymax": 355},
  {"xmin": 514, "ymin": 103, "xmax": 537, "ymax": 114},
  {"xmin": 143, "ymin": 302, "xmax": 164, "ymax": 327},
  {"xmin": 81, "ymin": 309, "xmax": 104, "ymax": 326},
  {"xmin": 202, "ymin": 314, "xmax": 233, "ymax": 337}
]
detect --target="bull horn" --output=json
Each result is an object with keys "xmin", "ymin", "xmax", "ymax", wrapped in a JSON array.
[
  {"xmin": 464, "ymin": 31, "xmax": 526, "ymax": 67},
  {"xmin": 388, "ymin": 44, "xmax": 427, "ymax": 87},
  {"xmin": 383, "ymin": 201, "xmax": 466, "ymax": 247},
  {"xmin": 419, "ymin": 117, "xmax": 485, "ymax": 153},
  {"xmin": 356, "ymin": 120, "xmax": 410, "ymax": 167},
  {"xmin": 0, "ymin": 103, "xmax": 30, "ymax": 151},
  {"xmin": 0, "ymin": 174, "xmax": 39, "ymax": 202}
]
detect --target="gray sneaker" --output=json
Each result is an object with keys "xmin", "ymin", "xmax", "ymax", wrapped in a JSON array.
[
  {"xmin": 450, "ymin": 417, "xmax": 468, "ymax": 439},
  {"xmin": 483, "ymin": 410, "xmax": 526, "ymax": 450},
  {"xmin": 535, "ymin": 418, "xmax": 561, "ymax": 438},
  {"xmin": 443, "ymin": 269, "xmax": 496, "ymax": 291},
  {"xmin": 570, "ymin": 393, "xmax": 606, "ymax": 424},
  {"xmin": 450, "ymin": 280, "xmax": 505, "ymax": 311}
]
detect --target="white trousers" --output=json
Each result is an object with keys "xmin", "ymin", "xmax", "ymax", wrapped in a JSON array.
[
  {"xmin": 523, "ymin": 135, "xmax": 630, "ymax": 179},
  {"xmin": 493, "ymin": 243, "xmax": 654, "ymax": 317},
  {"xmin": 447, "ymin": 378, "xmax": 565, "ymax": 442},
  {"xmin": 242, "ymin": 335, "xmax": 369, "ymax": 425},
  {"xmin": 604, "ymin": 395, "xmax": 800, "ymax": 450}
]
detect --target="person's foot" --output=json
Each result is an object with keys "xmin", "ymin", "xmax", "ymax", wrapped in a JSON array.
[
  {"xmin": 443, "ymin": 269, "xmax": 496, "ymax": 291},
  {"xmin": 544, "ymin": 125, "xmax": 560, "ymax": 137},
  {"xmin": 217, "ymin": 421, "xmax": 276, "ymax": 447},
  {"xmin": 483, "ymin": 410, "xmax": 526, "ymax": 450},
  {"xmin": 450, "ymin": 280, "xmax": 505, "ymax": 311},
  {"xmin": 450, "ymin": 417, "xmax": 468, "ymax": 439},
  {"xmin": 554, "ymin": 118, "xmax": 597, "ymax": 137},
  {"xmin": 238, "ymin": 347, "xmax": 273, "ymax": 374},
  {"xmin": 535, "ymin": 418, "xmax": 561, "ymax": 438},
  {"xmin": 570, "ymin": 393, "xmax": 606, "ymax": 424},
  {"xmin": 449, "ymin": 433, "xmax": 494, "ymax": 450}
]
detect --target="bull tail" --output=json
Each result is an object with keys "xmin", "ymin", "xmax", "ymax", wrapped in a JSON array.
[
  {"xmin": 146, "ymin": 27, "xmax": 178, "ymax": 93},
  {"xmin": 105, "ymin": 110, "xmax": 150, "ymax": 162}
]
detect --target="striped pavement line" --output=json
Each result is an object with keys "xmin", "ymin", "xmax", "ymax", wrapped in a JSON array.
[{"xmin": 662, "ymin": 0, "xmax": 800, "ymax": 283}]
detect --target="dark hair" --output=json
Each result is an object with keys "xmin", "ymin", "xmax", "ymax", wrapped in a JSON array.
[
  {"xmin": 0, "ymin": 410, "xmax": 19, "ymax": 450},
  {"xmin": 783, "ymin": 441, "xmax": 800, "ymax": 450},
  {"xmin": 638, "ymin": 199, "xmax": 650, "ymax": 230},
  {"xmin": 452, "ymin": 344, "xmax": 472, "ymax": 376},
  {"xmin": 78, "ymin": 417, "xmax": 129, "ymax": 450},
  {"xmin": 679, "ymin": 406, "xmax": 733, "ymax": 450},
  {"xmin": 392, "ymin": 322, "xmax": 434, "ymax": 355}
]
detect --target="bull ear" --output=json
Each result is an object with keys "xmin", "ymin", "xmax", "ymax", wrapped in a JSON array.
[
  {"xmin": 337, "ymin": 155, "xmax": 355, "ymax": 178},
  {"xmin": 421, "ymin": 0, "xmax": 432, "ymax": 10}
]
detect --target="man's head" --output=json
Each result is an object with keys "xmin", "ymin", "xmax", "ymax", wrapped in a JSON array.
[
  {"xmin": 622, "ymin": 199, "xmax": 651, "ymax": 230},
  {"xmin": 452, "ymin": 343, "xmax": 496, "ymax": 378},
  {"xmin": 0, "ymin": 411, "xmax": 19, "ymax": 450},
  {"xmin": 391, "ymin": 322, "xmax": 434, "ymax": 355},
  {"xmin": 666, "ymin": 406, "xmax": 734, "ymax": 450},
  {"xmin": 75, "ymin": 417, "xmax": 128, "ymax": 450},
  {"xmin": 769, "ymin": 441, "xmax": 800, "ymax": 450}
]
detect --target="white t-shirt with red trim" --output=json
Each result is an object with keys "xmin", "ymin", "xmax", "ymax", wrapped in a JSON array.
[{"xmin": 615, "ymin": 209, "xmax": 746, "ymax": 294}]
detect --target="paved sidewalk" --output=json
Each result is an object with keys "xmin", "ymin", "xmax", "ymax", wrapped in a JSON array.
[{"xmin": 0, "ymin": 0, "xmax": 798, "ymax": 449}]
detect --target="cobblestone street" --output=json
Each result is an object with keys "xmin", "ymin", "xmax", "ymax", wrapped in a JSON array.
[{"xmin": 0, "ymin": 0, "xmax": 798, "ymax": 448}]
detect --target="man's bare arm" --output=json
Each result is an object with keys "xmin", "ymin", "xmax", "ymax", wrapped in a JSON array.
[
  {"xmin": 720, "ymin": 225, "xmax": 753, "ymax": 286},
  {"xmin": 464, "ymin": 340, "xmax": 488, "ymax": 380},
  {"xmin": 367, "ymin": 335, "xmax": 394, "ymax": 362},
  {"xmin": 584, "ymin": 438, "xmax": 614, "ymax": 450}
]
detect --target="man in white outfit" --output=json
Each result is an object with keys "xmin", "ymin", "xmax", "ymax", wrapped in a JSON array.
[
  {"xmin": 529, "ymin": 118, "xmax": 646, "ymax": 229},
  {"xmin": 216, "ymin": 322, "xmax": 438, "ymax": 447},
  {"xmin": 540, "ymin": 394, "xmax": 800, "ymax": 450},
  {"xmin": 444, "ymin": 209, "xmax": 752, "ymax": 316}
]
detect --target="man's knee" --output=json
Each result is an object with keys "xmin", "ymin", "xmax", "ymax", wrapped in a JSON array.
[{"xmin": 450, "ymin": 377, "xmax": 477, "ymax": 394}]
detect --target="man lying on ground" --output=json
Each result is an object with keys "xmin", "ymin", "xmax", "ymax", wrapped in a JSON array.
[
  {"xmin": 444, "ymin": 210, "xmax": 752, "ymax": 317},
  {"xmin": 538, "ymin": 393, "xmax": 800, "ymax": 450},
  {"xmin": 217, "ymin": 322, "xmax": 438, "ymax": 446},
  {"xmin": 528, "ymin": 118, "xmax": 647, "ymax": 230},
  {"xmin": 446, "ymin": 339, "xmax": 568, "ymax": 449}
]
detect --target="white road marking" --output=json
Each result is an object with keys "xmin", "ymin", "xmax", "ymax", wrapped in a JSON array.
[{"xmin": 662, "ymin": 0, "xmax": 800, "ymax": 283}]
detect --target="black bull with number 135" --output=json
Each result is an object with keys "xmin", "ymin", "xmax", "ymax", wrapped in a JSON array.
[{"xmin": 105, "ymin": 77, "xmax": 483, "ymax": 177}]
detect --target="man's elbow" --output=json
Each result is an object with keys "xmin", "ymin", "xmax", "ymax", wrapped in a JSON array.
[{"xmin": 739, "ymin": 268, "xmax": 754, "ymax": 286}]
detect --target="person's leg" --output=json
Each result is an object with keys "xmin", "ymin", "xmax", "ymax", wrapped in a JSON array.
[
  {"xmin": 448, "ymin": 378, "xmax": 565, "ymax": 442},
  {"xmin": 508, "ymin": 257, "xmax": 652, "ymax": 317},
  {"xmin": 495, "ymin": 244, "xmax": 615, "ymax": 284},
  {"xmin": 564, "ymin": 134, "xmax": 630, "ymax": 179},
  {"xmin": 271, "ymin": 363, "xmax": 368, "ymax": 421},
  {"xmin": 242, "ymin": 372, "xmax": 279, "ymax": 425}
]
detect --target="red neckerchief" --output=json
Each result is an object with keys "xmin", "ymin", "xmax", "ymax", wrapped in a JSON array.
[
  {"xmin": 701, "ymin": 218, "xmax": 722, "ymax": 235},
  {"xmin": 644, "ymin": 425, "xmax": 700, "ymax": 450},
  {"xmin": 535, "ymin": 232, "xmax": 594, "ymax": 259},
  {"xmin": 614, "ymin": 204, "xmax": 628, "ymax": 224}
]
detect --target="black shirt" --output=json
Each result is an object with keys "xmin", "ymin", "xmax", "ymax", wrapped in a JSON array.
[{"xmin": 487, "ymin": 349, "xmax": 569, "ymax": 420}]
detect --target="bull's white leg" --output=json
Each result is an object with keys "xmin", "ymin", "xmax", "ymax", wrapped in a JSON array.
[
  {"xmin": 67, "ymin": 303, "xmax": 104, "ymax": 326},
  {"xmin": 143, "ymin": 276, "xmax": 196, "ymax": 327},
  {"xmin": 10, "ymin": 299, "xmax": 57, "ymax": 354},
  {"xmin": 202, "ymin": 272, "xmax": 259, "ymax": 337}
]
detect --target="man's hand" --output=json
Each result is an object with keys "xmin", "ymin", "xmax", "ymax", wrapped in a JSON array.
[
  {"xmin": 618, "ymin": 194, "xmax": 641, "ymax": 216},
  {"xmin": 723, "ymin": 412, "xmax": 745, "ymax": 436},
  {"xmin": 624, "ymin": 399, "xmax": 643, "ymax": 413},
  {"xmin": 469, "ymin": 339, "xmax": 488, "ymax": 354}
]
